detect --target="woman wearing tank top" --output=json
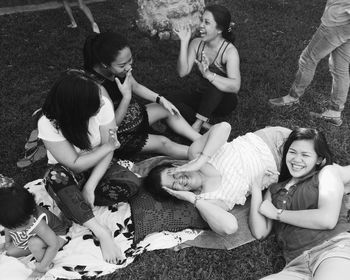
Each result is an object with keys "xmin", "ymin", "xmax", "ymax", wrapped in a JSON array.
[{"xmin": 172, "ymin": 5, "xmax": 241, "ymax": 132}]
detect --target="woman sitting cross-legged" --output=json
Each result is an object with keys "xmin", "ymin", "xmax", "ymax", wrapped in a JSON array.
[
  {"xmin": 37, "ymin": 69, "xmax": 141, "ymax": 263},
  {"xmin": 249, "ymin": 127, "xmax": 350, "ymax": 280},
  {"xmin": 144, "ymin": 122, "xmax": 291, "ymax": 235},
  {"xmin": 83, "ymin": 31, "xmax": 201, "ymax": 159},
  {"xmin": 169, "ymin": 5, "xmax": 241, "ymax": 132}
]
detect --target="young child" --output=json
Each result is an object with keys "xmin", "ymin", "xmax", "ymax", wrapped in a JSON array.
[
  {"xmin": 0, "ymin": 186, "xmax": 69, "ymax": 277},
  {"xmin": 249, "ymin": 128, "xmax": 350, "ymax": 279}
]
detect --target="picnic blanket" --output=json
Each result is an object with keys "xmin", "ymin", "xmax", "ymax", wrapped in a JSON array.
[{"xmin": 0, "ymin": 158, "xmax": 255, "ymax": 279}]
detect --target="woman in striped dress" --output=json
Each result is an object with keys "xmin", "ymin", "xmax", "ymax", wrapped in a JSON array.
[{"xmin": 144, "ymin": 122, "xmax": 291, "ymax": 235}]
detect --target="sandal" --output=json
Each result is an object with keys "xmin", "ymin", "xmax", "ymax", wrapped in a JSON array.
[
  {"xmin": 17, "ymin": 145, "xmax": 47, "ymax": 169},
  {"xmin": 24, "ymin": 129, "xmax": 39, "ymax": 150}
]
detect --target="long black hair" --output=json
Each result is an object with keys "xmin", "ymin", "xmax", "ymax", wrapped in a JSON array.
[
  {"xmin": 279, "ymin": 127, "xmax": 333, "ymax": 182},
  {"xmin": 83, "ymin": 31, "xmax": 129, "ymax": 72},
  {"xmin": 144, "ymin": 163, "xmax": 177, "ymax": 202},
  {"xmin": 42, "ymin": 69, "xmax": 101, "ymax": 150},
  {"xmin": 0, "ymin": 186, "xmax": 37, "ymax": 229},
  {"xmin": 205, "ymin": 5, "xmax": 235, "ymax": 44}
]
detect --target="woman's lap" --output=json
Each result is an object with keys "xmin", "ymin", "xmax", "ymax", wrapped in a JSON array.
[{"xmin": 44, "ymin": 162, "xmax": 140, "ymax": 224}]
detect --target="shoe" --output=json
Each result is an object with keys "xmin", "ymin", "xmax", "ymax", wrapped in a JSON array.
[
  {"xmin": 67, "ymin": 23, "xmax": 77, "ymax": 29},
  {"xmin": 92, "ymin": 22, "xmax": 100, "ymax": 34},
  {"xmin": 310, "ymin": 110, "xmax": 343, "ymax": 126},
  {"xmin": 269, "ymin": 95, "xmax": 300, "ymax": 107},
  {"xmin": 17, "ymin": 145, "xmax": 47, "ymax": 169}
]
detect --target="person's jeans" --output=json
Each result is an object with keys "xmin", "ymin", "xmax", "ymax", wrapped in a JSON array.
[
  {"xmin": 44, "ymin": 162, "xmax": 140, "ymax": 225},
  {"xmin": 289, "ymin": 23, "xmax": 350, "ymax": 112}
]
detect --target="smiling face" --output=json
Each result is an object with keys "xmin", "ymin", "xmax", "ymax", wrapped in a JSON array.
[
  {"xmin": 160, "ymin": 169, "xmax": 202, "ymax": 192},
  {"xmin": 199, "ymin": 11, "xmax": 221, "ymax": 42},
  {"xmin": 286, "ymin": 139, "xmax": 322, "ymax": 179},
  {"xmin": 109, "ymin": 47, "xmax": 133, "ymax": 78}
]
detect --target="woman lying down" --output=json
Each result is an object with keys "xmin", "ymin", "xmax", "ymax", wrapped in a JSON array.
[{"xmin": 144, "ymin": 122, "xmax": 291, "ymax": 235}]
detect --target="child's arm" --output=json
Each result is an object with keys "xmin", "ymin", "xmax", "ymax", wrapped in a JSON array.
[
  {"xmin": 31, "ymin": 220, "xmax": 61, "ymax": 273},
  {"xmin": 4, "ymin": 228, "xmax": 11, "ymax": 249}
]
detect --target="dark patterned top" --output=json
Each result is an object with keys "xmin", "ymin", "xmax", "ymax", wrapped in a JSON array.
[
  {"xmin": 270, "ymin": 171, "xmax": 350, "ymax": 263},
  {"xmin": 90, "ymin": 72, "xmax": 149, "ymax": 158}
]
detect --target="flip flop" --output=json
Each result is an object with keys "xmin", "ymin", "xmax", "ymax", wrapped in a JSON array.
[
  {"xmin": 17, "ymin": 145, "xmax": 47, "ymax": 169},
  {"xmin": 24, "ymin": 129, "xmax": 39, "ymax": 150}
]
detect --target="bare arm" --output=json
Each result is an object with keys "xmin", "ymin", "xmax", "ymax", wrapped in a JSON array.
[
  {"xmin": 175, "ymin": 25, "xmax": 200, "ymax": 77},
  {"xmin": 259, "ymin": 165, "xmax": 344, "ymax": 230},
  {"xmin": 31, "ymin": 220, "xmax": 61, "ymax": 272},
  {"xmin": 208, "ymin": 46, "xmax": 241, "ymax": 93},
  {"xmin": 249, "ymin": 189, "xmax": 274, "ymax": 240},
  {"xmin": 168, "ymin": 122, "xmax": 231, "ymax": 174},
  {"xmin": 82, "ymin": 119, "xmax": 119, "ymax": 207},
  {"xmin": 163, "ymin": 187, "xmax": 237, "ymax": 235}
]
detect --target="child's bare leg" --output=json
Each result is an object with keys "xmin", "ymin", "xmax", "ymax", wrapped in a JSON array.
[
  {"xmin": 6, "ymin": 243, "xmax": 30, "ymax": 258},
  {"xmin": 77, "ymin": 0, "xmax": 100, "ymax": 33},
  {"xmin": 84, "ymin": 218, "xmax": 123, "ymax": 264},
  {"xmin": 62, "ymin": 0, "xmax": 77, "ymax": 28},
  {"xmin": 27, "ymin": 236, "xmax": 66, "ymax": 262}
]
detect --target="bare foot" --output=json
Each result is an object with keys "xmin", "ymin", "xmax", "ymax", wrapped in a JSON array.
[{"xmin": 97, "ymin": 228, "xmax": 124, "ymax": 264}]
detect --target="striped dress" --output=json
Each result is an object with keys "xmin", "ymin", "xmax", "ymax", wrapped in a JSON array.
[{"xmin": 197, "ymin": 133, "xmax": 278, "ymax": 210}]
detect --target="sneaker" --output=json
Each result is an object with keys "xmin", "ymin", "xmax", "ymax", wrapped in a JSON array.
[
  {"xmin": 92, "ymin": 22, "xmax": 100, "ymax": 34},
  {"xmin": 309, "ymin": 110, "xmax": 342, "ymax": 126},
  {"xmin": 269, "ymin": 95, "xmax": 300, "ymax": 107}
]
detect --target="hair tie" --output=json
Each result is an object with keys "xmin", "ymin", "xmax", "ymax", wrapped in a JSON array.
[{"xmin": 227, "ymin": 22, "xmax": 235, "ymax": 33}]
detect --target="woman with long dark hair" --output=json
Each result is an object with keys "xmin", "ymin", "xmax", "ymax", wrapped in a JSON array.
[
  {"xmin": 83, "ymin": 32, "xmax": 201, "ymax": 159},
  {"xmin": 38, "ymin": 70, "xmax": 140, "ymax": 263}
]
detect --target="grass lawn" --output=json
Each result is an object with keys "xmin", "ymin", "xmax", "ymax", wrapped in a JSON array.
[{"xmin": 1, "ymin": 0, "xmax": 349, "ymax": 279}]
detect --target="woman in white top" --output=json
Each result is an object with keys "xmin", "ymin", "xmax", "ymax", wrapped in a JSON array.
[
  {"xmin": 37, "ymin": 69, "xmax": 140, "ymax": 263},
  {"xmin": 144, "ymin": 123, "xmax": 291, "ymax": 235}
]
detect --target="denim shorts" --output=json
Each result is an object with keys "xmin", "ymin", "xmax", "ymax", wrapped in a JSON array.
[{"xmin": 261, "ymin": 232, "xmax": 350, "ymax": 280}]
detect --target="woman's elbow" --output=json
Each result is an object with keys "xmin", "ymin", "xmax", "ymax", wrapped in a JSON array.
[
  {"xmin": 217, "ymin": 218, "xmax": 238, "ymax": 236},
  {"xmin": 321, "ymin": 217, "xmax": 338, "ymax": 230},
  {"xmin": 215, "ymin": 122, "xmax": 231, "ymax": 136}
]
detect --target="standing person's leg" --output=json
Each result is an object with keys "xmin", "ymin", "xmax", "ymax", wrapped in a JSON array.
[
  {"xmin": 62, "ymin": 0, "xmax": 77, "ymax": 28},
  {"xmin": 44, "ymin": 165, "xmax": 122, "ymax": 263},
  {"xmin": 269, "ymin": 24, "xmax": 341, "ymax": 106},
  {"xmin": 77, "ymin": 0, "xmax": 100, "ymax": 33},
  {"xmin": 310, "ymin": 39, "xmax": 350, "ymax": 125}
]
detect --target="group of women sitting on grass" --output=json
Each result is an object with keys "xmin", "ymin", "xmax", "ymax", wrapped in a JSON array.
[{"xmin": 1, "ymin": 4, "xmax": 350, "ymax": 280}]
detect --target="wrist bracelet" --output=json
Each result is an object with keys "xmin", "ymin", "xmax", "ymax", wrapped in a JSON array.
[
  {"xmin": 156, "ymin": 95, "xmax": 161, "ymax": 104},
  {"xmin": 209, "ymin": 73, "xmax": 217, "ymax": 83}
]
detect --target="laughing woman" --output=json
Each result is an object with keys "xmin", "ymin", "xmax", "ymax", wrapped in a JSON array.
[
  {"xmin": 170, "ymin": 5, "xmax": 241, "ymax": 132},
  {"xmin": 83, "ymin": 32, "xmax": 201, "ymax": 159}
]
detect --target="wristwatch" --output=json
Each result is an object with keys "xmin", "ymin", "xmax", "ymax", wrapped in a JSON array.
[{"xmin": 276, "ymin": 209, "xmax": 284, "ymax": 221}]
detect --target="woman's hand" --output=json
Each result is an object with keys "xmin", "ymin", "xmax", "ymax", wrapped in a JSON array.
[
  {"xmin": 163, "ymin": 186, "xmax": 196, "ymax": 203},
  {"xmin": 173, "ymin": 24, "xmax": 192, "ymax": 42},
  {"xmin": 259, "ymin": 200, "xmax": 278, "ymax": 220},
  {"xmin": 115, "ymin": 69, "xmax": 132, "ymax": 99},
  {"xmin": 106, "ymin": 128, "xmax": 120, "ymax": 151},
  {"xmin": 167, "ymin": 156, "xmax": 206, "ymax": 174},
  {"xmin": 195, "ymin": 53, "xmax": 211, "ymax": 78},
  {"xmin": 159, "ymin": 97, "xmax": 181, "ymax": 116}
]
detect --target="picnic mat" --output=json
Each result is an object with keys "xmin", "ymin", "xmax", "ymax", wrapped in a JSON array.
[{"xmin": 0, "ymin": 158, "xmax": 255, "ymax": 279}]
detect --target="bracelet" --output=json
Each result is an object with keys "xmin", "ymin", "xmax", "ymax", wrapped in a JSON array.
[
  {"xmin": 209, "ymin": 73, "xmax": 217, "ymax": 83},
  {"xmin": 156, "ymin": 95, "xmax": 161, "ymax": 104},
  {"xmin": 200, "ymin": 151, "xmax": 211, "ymax": 159},
  {"xmin": 193, "ymin": 195, "xmax": 201, "ymax": 207}
]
